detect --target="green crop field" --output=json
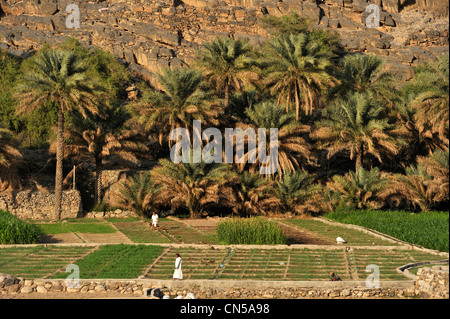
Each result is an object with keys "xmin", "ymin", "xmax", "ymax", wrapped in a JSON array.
[
  {"xmin": 284, "ymin": 218, "xmax": 399, "ymax": 246},
  {"xmin": 0, "ymin": 246, "xmax": 93, "ymax": 278},
  {"xmin": 111, "ymin": 221, "xmax": 171, "ymax": 243},
  {"xmin": 158, "ymin": 220, "xmax": 219, "ymax": 244},
  {"xmin": 325, "ymin": 210, "xmax": 449, "ymax": 252},
  {"xmin": 0, "ymin": 244, "xmax": 444, "ymax": 281},
  {"xmin": 50, "ymin": 244, "xmax": 165, "ymax": 279}
]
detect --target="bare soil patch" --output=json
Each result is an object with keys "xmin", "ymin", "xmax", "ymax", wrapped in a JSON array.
[
  {"xmin": 40, "ymin": 233, "xmax": 83, "ymax": 244},
  {"xmin": 278, "ymin": 223, "xmax": 333, "ymax": 245},
  {"xmin": 181, "ymin": 218, "xmax": 219, "ymax": 234}
]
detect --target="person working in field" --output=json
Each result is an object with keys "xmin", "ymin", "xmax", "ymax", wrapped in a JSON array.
[
  {"xmin": 329, "ymin": 271, "xmax": 341, "ymax": 281},
  {"xmin": 151, "ymin": 211, "xmax": 159, "ymax": 230},
  {"xmin": 173, "ymin": 253, "xmax": 183, "ymax": 280}
]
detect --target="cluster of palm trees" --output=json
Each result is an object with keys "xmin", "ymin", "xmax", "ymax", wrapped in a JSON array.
[
  {"xmin": 0, "ymin": 23, "xmax": 448, "ymax": 218},
  {"xmin": 117, "ymin": 33, "xmax": 448, "ymax": 217}
]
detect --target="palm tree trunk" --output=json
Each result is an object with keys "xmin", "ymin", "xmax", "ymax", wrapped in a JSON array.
[
  {"xmin": 95, "ymin": 157, "xmax": 102, "ymax": 205},
  {"xmin": 356, "ymin": 149, "xmax": 363, "ymax": 172},
  {"xmin": 54, "ymin": 108, "xmax": 64, "ymax": 220},
  {"xmin": 294, "ymin": 82, "xmax": 300, "ymax": 121},
  {"xmin": 224, "ymin": 80, "xmax": 230, "ymax": 109}
]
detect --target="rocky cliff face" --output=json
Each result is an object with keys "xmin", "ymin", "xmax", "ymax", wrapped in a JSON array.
[{"xmin": 0, "ymin": 0, "xmax": 448, "ymax": 85}]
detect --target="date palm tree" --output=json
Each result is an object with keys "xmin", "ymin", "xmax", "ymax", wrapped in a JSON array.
[
  {"xmin": 151, "ymin": 157, "xmax": 236, "ymax": 218},
  {"xmin": 392, "ymin": 92, "xmax": 445, "ymax": 165},
  {"xmin": 237, "ymin": 101, "xmax": 314, "ymax": 178},
  {"xmin": 117, "ymin": 172, "xmax": 161, "ymax": 218},
  {"xmin": 232, "ymin": 171, "xmax": 279, "ymax": 216},
  {"xmin": 262, "ymin": 33, "xmax": 337, "ymax": 120},
  {"xmin": 405, "ymin": 54, "xmax": 449, "ymax": 144},
  {"xmin": 332, "ymin": 54, "xmax": 397, "ymax": 105},
  {"xmin": 272, "ymin": 171, "xmax": 321, "ymax": 215},
  {"xmin": 383, "ymin": 165, "xmax": 441, "ymax": 212},
  {"xmin": 62, "ymin": 104, "xmax": 149, "ymax": 205},
  {"xmin": 195, "ymin": 37, "xmax": 258, "ymax": 109},
  {"xmin": 312, "ymin": 92, "xmax": 405, "ymax": 172},
  {"xmin": 326, "ymin": 167, "xmax": 389, "ymax": 210},
  {"xmin": 418, "ymin": 149, "xmax": 449, "ymax": 203},
  {"xmin": 135, "ymin": 67, "xmax": 220, "ymax": 148},
  {"xmin": 15, "ymin": 49, "xmax": 104, "ymax": 219}
]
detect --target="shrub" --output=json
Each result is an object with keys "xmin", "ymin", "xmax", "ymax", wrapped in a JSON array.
[
  {"xmin": 0, "ymin": 210, "xmax": 40, "ymax": 244},
  {"xmin": 217, "ymin": 217, "xmax": 287, "ymax": 245}
]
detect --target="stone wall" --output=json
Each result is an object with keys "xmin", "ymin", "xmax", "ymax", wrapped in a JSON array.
[
  {"xmin": 0, "ymin": 274, "xmax": 417, "ymax": 298},
  {"xmin": 0, "ymin": 190, "xmax": 82, "ymax": 220},
  {"xmin": 2, "ymin": 266, "xmax": 448, "ymax": 298},
  {"xmin": 414, "ymin": 265, "xmax": 449, "ymax": 298}
]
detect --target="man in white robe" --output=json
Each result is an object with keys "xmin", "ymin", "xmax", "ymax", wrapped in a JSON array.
[{"xmin": 173, "ymin": 253, "xmax": 183, "ymax": 280}]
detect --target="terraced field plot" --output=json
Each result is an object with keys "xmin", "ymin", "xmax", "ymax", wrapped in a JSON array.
[
  {"xmin": 284, "ymin": 219, "xmax": 399, "ymax": 246},
  {"xmin": 348, "ymin": 249, "xmax": 447, "ymax": 281},
  {"xmin": 0, "ymin": 244, "xmax": 444, "ymax": 281},
  {"xmin": 215, "ymin": 249, "xmax": 348, "ymax": 281},
  {"xmin": 144, "ymin": 247, "xmax": 230, "ymax": 280},
  {"xmin": 111, "ymin": 220, "xmax": 171, "ymax": 243},
  {"xmin": 50, "ymin": 244, "xmax": 165, "ymax": 279},
  {"xmin": 158, "ymin": 220, "xmax": 220, "ymax": 244},
  {"xmin": 35, "ymin": 222, "xmax": 117, "ymax": 235},
  {"xmin": 0, "ymin": 246, "xmax": 94, "ymax": 279}
]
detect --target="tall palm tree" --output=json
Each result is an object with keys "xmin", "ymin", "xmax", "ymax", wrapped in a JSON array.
[
  {"xmin": 312, "ymin": 92, "xmax": 405, "ymax": 172},
  {"xmin": 135, "ymin": 67, "xmax": 220, "ymax": 148},
  {"xmin": 272, "ymin": 171, "xmax": 321, "ymax": 215},
  {"xmin": 15, "ymin": 49, "xmax": 104, "ymax": 219},
  {"xmin": 151, "ymin": 157, "xmax": 236, "ymax": 218},
  {"xmin": 62, "ymin": 104, "xmax": 149, "ymax": 205},
  {"xmin": 405, "ymin": 54, "xmax": 449, "ymax": 144},
  {"xmin": 262, "ymin": 33, "xmax": 337, "ymax": 120},
  {"xmin": 326, "ymin": 167, "xmax": 389, "ymax": 210},
  {"xmin": 195, "ymin": 37, "xmax": 258, "ymax": 109},
  {"xmin": 237, "ymin": 101, "xmax": 314, "ymax": 178},
  {"xmin": 0, "ymin": 126, "xmax": 22, "ymax": 191}
]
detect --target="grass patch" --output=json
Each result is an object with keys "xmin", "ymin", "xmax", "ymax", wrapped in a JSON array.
[
  {"xmin": 217, "ymin": 218, "xmax": 287, "ymax": 245},
  {"xmin": 0, "ymin": 210, "xmax": 40, "ymax": 244},
  {"xmin": 35, "ymin": 223, "xmax": 116, "ymax": 235},
  {"xmin": 325, "ymin": 210, "xmax": 449, "ymax": 252}
]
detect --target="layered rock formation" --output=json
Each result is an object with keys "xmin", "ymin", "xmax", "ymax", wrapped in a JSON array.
[{"xmin": 0, "ymin": 0, "xmax": 448, "ymax": 85}]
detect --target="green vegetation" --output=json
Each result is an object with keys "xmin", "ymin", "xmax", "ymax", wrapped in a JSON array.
[
  {"xmin": 112, "ymin": 220, "xmax": 171, "ymax": 243},
  {"xmin": 325, "ymin": 210, "xmax": 449, "ymax": 252},
  {"xmin": 0, "ymin": 210, "xmax": 40, "ymax": 244},
  {"xmin": 0, "ymin": 14, "xmax": 447, "ymax": 221},
  {"xmin": 217, "ymin": 218, "xmax": 287, "ymax": 245},
  {"xmin": 285, "ymin": 218, "xmax": 398, "ymax": 246},
  {"xmin": 50, "ymin": 244, "xmax": 164, "ymax": 279},
  {"xmin": 35, "ymin": 222, "xmax": 116, "ymax": 234},
  {"xmin": 0, "ymin": 245, "xmax": 92, "ymax": 278}
]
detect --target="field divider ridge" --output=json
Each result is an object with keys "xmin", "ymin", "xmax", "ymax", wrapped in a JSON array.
[{"xmin": 141, "ymin": 246, "xmax": 172, "ymax": 278}]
